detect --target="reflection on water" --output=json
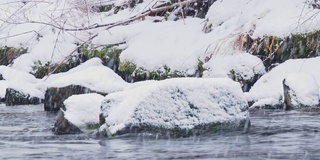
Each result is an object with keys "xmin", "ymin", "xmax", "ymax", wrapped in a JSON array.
[{"xmin": 1, "ymin": 104, "xmax": 320, "ymax": 159}]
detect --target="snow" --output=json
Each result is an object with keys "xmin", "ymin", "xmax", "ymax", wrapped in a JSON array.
[
  {"xmin": 63, "ymin": 93, "xmax": 104, "ymax": 128},
  {"xmin": 284, "ymin": 73, "xmax": 319, "ymax": 107},
  {"xmin": 0, "ymin": 66, "xmax": 43, "ymax": 99},
  {"xmin": 250, "ymin": 98, "xmax": 282, "ymax": 109},
  {"xmin": 207, "ymin": 0, "xmax": 320, "ymax": 38},
  {"xmin": 246, "ymin": 57, "xmax": 320, "ymax": 104},
  {"xmin": 46, "ymin": 58, "xmax": 130, "ymax": 94},
  {"xmin": 0, "ymin": 66, "xmax": 39, "ymax": 83},
  {"xmin": 100, "ymin": 78, "xmax": 248, "ymax": 135},
  {"xmin": 203, "ymin": 52, "xmax": 265, "ymax": 80}
]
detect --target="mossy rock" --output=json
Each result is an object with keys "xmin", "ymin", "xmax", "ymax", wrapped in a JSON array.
[
  {"xmin": 0, "ymin": 46, "xmax": 27, "ymax": 66},
  {"xmin": 31, "ymin": 54, "xmax": 83, "ymax": 79},
  {"xmin": 80, "ymin": 45, "xmax": 123, "ymax": 72},
  {"xmin": 5, "ymin": 88, "xmax": 43, "ymax": 106},
  {"xmin": 118, "ymin": 62, "xmax": 187, "ymax": 82}
]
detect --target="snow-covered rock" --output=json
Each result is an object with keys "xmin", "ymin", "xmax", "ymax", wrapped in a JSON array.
[
  {"xmin": 53, "ymin": 93, "xmax": 104, "ymax": 135},
  {"xmin": 246, "ymin": 57, "xmax": 320, "ymax": 107},
  {"xmin": 47, "ymin": 65, "xmax": 130, "ymax": 94},
  {"xmin": 203, "ymin": 52, "xmax": 265, "ymax": 92},
  {"xmin": 0, "ymin": 66, "xmax": 44, "ymax": 104},
  {"xmin": 64, "ymin": 93, "xmax": 104, "ymax": 131},
  {"xmin": 0, "ymin": 66, "xmax": 39, "ymax": 83},
  {"xmin": 5, "ymin": 88, "xmax": 43, "ymax": 106},
  {"xmin": 99, "ymin": 78, "xmax": 249, "ymax": 137},
  {"xmin": 43, "ymin": 58, "xmax": 130, "ymax": 111},
  {"xmin": 283, "ymin": 73, "xmax": 320, "ymax": 110}
]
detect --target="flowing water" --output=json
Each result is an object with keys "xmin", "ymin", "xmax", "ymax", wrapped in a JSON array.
[{"xmin": 1, "ymin": 104, "xmax": 320, "ymax": 159}]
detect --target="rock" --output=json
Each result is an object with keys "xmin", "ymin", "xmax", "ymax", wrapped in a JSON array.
[
  {"xmin": 283, "ymin": 73, "xmax": 320, "ymax": 110},
  {"xmin": 44, "ymin": 63, "xmax": 130, "ymax": 112},
  {"xmin": 52, "ymin": 111, "xmax": 83, "ymax": 135},
  {"xmin": 44, "ymin": 85, "xmax": 101, "ymax": 112},
  {"xmin": 5, "ymin": 88, "xmax": 43, "ymax": 106},
  {"xmin": 99, "ymin": 78, "xmax": 249, "ymax": 137},
  {"xmin": 203, "ymin": 53, "xmax": 266, "ymax": 92},
  {"xmin": 246, "ymin": 57, "xmax": 320, "ymax": 107},
  {"xmin": 58, "ymin": 93, "xmax": 104, "ymax": 134}
]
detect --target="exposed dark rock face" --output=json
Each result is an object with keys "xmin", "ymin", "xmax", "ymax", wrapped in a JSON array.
[
  {"xmin": 283, "ymin": 79, "xmax": 293, "ymax": 110},
  {"xmin": 44, "ymin": 85, "xmax": 99, "ymax": 112},
  {"xmin": 52, "ymin": 111, "xmax": 82, "ymax": 135},
  {"xmin": 44, "ymin": 85, "xmax": 107, "ymax": 112},
  {"xmin": 5, "ymin": 88, "xmax": 43, "ymax": 106}
]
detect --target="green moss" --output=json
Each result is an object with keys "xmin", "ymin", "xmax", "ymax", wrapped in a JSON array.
[
  {"xmin": 80, "ymin": 45, "xmax": 123, "ymax": 65},
  {"xmin": 96, "ymin": 4, "xmax": 113, "ymax": 12},
  {"xmin": 119, "ymin": 61, "xmax": 137, "ymax": 75},
  {"xmin": 31, "ymin": 56, "xmax": 81, "ymax": 78}
]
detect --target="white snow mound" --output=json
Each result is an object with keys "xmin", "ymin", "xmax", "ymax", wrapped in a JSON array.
[
  {"xmin": 48, "ymin": 65, "xmax": 130, "ymax": 94},
  {"xmin": 100, "ymin": 78, "xmax": 249, "ymax": 136},
  {"xmin": 63, "ymin": 93, "xmax": 105, "ymax": 128},
  {"xmin": 284, "ymin": 73, "xmax": 319, "ymax": 107}
]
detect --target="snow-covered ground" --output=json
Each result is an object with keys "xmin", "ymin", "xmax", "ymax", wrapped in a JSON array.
[{"xmin": 1, "ymin": 0, "xmax": 319, "ymax": 75}]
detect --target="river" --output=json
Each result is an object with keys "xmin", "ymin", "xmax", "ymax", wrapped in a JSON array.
[{"xmin": 1, "ymin": 104, "xmax": 320, "ymax": 159}]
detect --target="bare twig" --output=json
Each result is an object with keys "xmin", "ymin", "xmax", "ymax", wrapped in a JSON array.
[{"xmin": 5, "ymin": 0, "xmax": 199, "ymax": 32}]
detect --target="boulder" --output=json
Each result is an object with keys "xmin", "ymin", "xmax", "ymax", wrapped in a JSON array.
[
  {"xmin": 44, "ymin": 85, "xmax": 104, "ymax": 112},
  {"xmin": 52, "ymin": 111, "xmax": 83, "ymax": 135},
  {"xmin": 99, "ymin": 78, "xmax": 249, "ymax": 137},
  {"xmin": 5, "ymin": 88, "xmax": 43, "ymax": 106},
  {"xmin": 283, "ymin": 73, "xmax": 320, "ymax": 110},
  {"xmin": 203, "ymin": 53, "xmax": 266, "ymax": 92},
  {"xmin": 53, "ymin": 93, "xmax": 104, "ymax": 134}
]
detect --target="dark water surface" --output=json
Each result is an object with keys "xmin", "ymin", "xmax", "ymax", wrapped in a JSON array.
[{"xmin": 1, "ymin": 104, "xmax": 320, "ymax": 159}]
